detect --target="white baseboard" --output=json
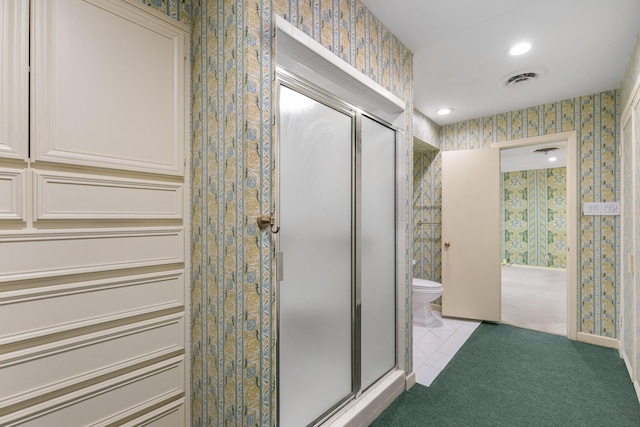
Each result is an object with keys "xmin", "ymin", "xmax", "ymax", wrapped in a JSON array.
[
  {"xmin": 505, "ymin": 264, "xmax": 567, "ymax": 272},
  {"xmin": 620, "ymin": 345, "xmax": 640, "ymax": 404},
  {"xmin": 430, "ymin": 303, "xmax": 441, "ymax": 312},
  {"xmin": 576, "ymin": 332, "xmax": 619, "ymax": 349},
  {"xmin": 620, "ymin": 346, "xmax": 634, "ymax": 378},
  {"xmin": 405, "ymin": 372, "xmax": 416, "ymax": 390}
]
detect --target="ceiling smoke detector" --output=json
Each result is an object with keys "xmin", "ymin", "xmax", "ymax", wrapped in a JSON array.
[
  {"xmin": 506, "ymin": 72, "xmax": 537, "ymax": 87},
  {"xmin": 532, "ymin": 147, "xmax": 559, "ymax": 155}
]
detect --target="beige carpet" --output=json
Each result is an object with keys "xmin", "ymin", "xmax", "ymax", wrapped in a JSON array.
[{"xmin": 501, "ymin": 265, "xmax": 566, "ymax": 336}]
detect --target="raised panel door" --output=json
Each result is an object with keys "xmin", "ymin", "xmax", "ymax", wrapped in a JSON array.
[
  {"xmin": 31, "ymin": 0, "xmax": 186, "ymax": 175},
  {"xmin": 0, "ymin": 0, "xmax": 28, "ymax": 160}
]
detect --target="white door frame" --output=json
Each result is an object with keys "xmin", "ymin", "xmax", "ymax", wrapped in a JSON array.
[{"xmin": 492, "ymin": 131, "xmax": 578, "ymax": 340}]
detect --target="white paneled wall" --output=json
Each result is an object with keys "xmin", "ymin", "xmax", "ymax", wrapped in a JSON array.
[{"xmin": 0, "ymin": 0, "xmax": 190, "ymax": 425}]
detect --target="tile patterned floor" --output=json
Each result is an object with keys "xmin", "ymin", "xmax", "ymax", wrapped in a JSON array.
[{"xmin": 413, "ymin": 311, "xmax": 481, "ymax": 386}]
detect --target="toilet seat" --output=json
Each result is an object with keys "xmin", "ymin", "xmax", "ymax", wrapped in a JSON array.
[{"xmin": 413, "ymin": 278, "xmax": 443, "ymax": 291}]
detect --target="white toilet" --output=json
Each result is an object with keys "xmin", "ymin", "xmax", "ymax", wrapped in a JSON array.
[{"xmin": 413, "ymin": 278, "xmax": 444, "ymax": 327}]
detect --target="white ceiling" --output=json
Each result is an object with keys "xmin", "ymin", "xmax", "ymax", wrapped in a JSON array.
[
  {"xmin": 360, "ymin": 0, "xmax": 640, "ymax": 126},
  {"xmin": 501, "ymin": 141, "xmax": 566, "ymax": 172}
]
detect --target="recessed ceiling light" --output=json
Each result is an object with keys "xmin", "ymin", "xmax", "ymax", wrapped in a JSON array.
[
  {"xmin": 437, "ymin": 108, "xmax": 453, "ymax": 115},
  {"xmin": 549, "ymin": 157, "xmax": 557, "ymax": 162},
  {"xmin": 508, "ymin": 42, "xmax": 532, "ymax": 56}
]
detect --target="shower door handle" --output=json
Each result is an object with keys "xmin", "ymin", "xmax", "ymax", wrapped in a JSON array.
[{"xmin": 257, "ymin": 213, "xmax": 280, "ymax": 233}]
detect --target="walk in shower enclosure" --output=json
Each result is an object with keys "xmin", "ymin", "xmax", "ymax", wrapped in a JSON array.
[{"xmin": 276, "ymin": 72, "xmax": 397, "ymax": 427}]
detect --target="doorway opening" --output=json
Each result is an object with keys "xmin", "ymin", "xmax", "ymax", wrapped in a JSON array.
[{"xmin": 493, "ymin": 132, "xmax": 578, "ymax": 340}]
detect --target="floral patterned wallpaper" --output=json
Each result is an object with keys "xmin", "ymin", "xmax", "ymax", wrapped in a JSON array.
[
  {"xmin": 413, "ymin": 150, "xmax": 441, "ymax": 283},
  {"xmin": 188, "ymin": 1, "xmax": 413, "ymax": 426},
  {"xmin": 502, "ymin": 167, "xmax": 567, "ymax": 269},
  {"xmin": 140, "ymin": 0, "xmax": 191, "ymax": 22}
]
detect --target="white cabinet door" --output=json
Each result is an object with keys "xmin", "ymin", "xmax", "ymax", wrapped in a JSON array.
[
  {"xmin": 31, "ymin": 0, "xmax": 186, "ymax": 175},
  {"xmin": 0, "ymin": 1, "xmax": 189, "ymax": 425},
  {"xmin": 0, "ymin": 0, "xmax": 28, "ymax": 160}
]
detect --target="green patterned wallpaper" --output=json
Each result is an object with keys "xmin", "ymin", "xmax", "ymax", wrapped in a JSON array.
[
  {"xmin": 413, "ymin": 150, "xmax": 441, "ymax": 283},
  {"xmin": 414, "ymin": 90, "xmax": 620, "ymax": 338},
  {"xmin": 189, "ymin": 1, "xmax": 413, "ymax": 426},
  {"xmin": 502, "ymin": 167, "xmax": 567, "ymax": 268}
]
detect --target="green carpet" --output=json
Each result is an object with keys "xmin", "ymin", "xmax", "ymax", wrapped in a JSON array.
[{"xmin": 371, "ymin": 323, "xmax": 640, "ymax": 426}]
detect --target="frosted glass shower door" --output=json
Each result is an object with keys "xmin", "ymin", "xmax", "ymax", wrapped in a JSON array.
[
  {"xmin": 278, "ymin": 85, "xmax": 354, "ymax": 427},
  {"xmin": 360, "ymin": 116, "xmax": 396, "ymax": 390}
]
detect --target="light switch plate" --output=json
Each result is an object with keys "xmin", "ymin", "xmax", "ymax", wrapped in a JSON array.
[
  {"xmin": 583, "ymin": 202, "xmax": 620, "ymax": 216},
  {"xmin": 583, "ymin": 202, "xmax": 600, "ymax": 215},
  {"xmin": 604, "ymin": 202, "xmax": 620, "ymax": 215}
]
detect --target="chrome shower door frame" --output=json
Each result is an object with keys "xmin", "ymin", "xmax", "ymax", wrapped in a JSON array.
[{"xmin": 274, "ymin": 69, "xmax": 397, "ymax": 427}]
